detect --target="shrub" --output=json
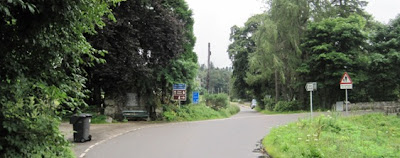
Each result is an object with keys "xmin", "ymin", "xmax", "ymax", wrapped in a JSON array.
[
  {"xmin": 161, "ymin": 103, "xmax": 239, "ymax": 121},
  {"xmin": 262, "ymin": 97, "xmax": 275, "ymax": 110},
  {"xmin": 204, "ymin": 93, "xmax": 229, "ymax": 110},
  {"xmin": 162, "ymin": 110, "xmax": 177, "ymax": 121},
  {"xmin": 273, "ymin": 101, "xmax": 301, "ymax": 112}
]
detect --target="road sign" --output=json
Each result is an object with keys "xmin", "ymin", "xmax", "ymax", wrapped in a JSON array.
[
  {"xmin": 306, "ymin": 82, "xmax": 317, "ymax": 91},
  {"xmin": 173, "ymin": 84, "xmax": 186, "ymax": 90},
  {"xmin": 340, "ymin": 72, "xmax": 353, "ymax": 84},
  {"xmin": 305, "ymin": 82, "xmax": 317, "ymax": 119},
  {"xmin": 173, "ymin": 84, "xmax": 187, "ymax": 101},
  {"xmin": 173, "ymin": 89, "xmax": 186, "ymax": 101},
  {"xmin": 340, "ymin": 72, "xmax": 352, "ymax": 115},
  {"xmin": 340, "ymin": 72, "xmax": 353, "ymax": 89},
  {"xmin": 340, "ymin": 84, "xmax": 353, "ymax": 89},
  {"xmin": 192, "ymin": 91, "xmax": 199, "ymax": 104}
]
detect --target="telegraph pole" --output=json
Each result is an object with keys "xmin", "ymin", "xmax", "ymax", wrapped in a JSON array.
[{"xmin": 206, "ymin": 43, "xmax": 211, "ymax": 93}]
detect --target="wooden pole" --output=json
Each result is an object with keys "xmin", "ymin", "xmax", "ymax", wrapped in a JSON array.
[{"xmin": 206, "ymin": 43, "xmax": 211, "ymax": 93}]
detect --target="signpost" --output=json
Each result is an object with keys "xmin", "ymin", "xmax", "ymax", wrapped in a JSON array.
[
  {"xmin": 306, "ymin": 82, "xmax": 317, "ymax": 119},
  {"xmin": 192, "ymin": 91, "xmax": 199, "ymax": 104},
  {"xmin": 340, "ymin": 72, "xmax": 353, "ymax": 115},
  {"xmin": 173, "ymin": 84, "xmax": 186, "ymax": 106}
]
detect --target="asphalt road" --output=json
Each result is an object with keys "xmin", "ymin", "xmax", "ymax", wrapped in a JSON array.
[{"xmin": 83, "ymin": 106, "xmax": 312, "ymax": 158}]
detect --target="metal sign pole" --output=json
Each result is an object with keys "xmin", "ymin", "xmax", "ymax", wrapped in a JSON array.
[
  {"xmin": 345, "ymin": 89, "xmax": 348, "ymax": 115},
  {"xmin": 310, "ymin": 91, "xmax": 313, "ymax": 119},
  {"xmin": 178, "ymin": 96, "xmax": 181, "ymax": 107}
]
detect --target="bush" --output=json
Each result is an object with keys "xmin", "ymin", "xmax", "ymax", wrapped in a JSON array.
[
  {"xmin": 262, "ymin": 97, "xmax": 275, "ymax": 110},
  {"xmin": 161, "ymin": 103, "xmax": 239, "ymax": 122},
  {"xmin": 273, "ymin": 101, "xmax": 301, "ymax": 112},
  {"xmin": 204, "ymin": 93, "xmax": 229, "ymax": 110}
]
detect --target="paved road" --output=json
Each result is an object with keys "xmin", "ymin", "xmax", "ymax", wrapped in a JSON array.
[{"xmin": 83, "ymin": 106, "xmax": 312, "ymax": 158}]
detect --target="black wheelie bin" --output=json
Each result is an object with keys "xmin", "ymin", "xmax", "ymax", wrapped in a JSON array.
[{"xmin": 70, "ymin": 113, "xmax": 92, "ymax": 143}]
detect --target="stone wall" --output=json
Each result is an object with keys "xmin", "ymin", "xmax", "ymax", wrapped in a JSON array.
[
  {"xmin": 348, "ymin": 101, "xmax": 400, "ymax": 111},
  {"xmin": 104, "ymin": 92, "xmax": 150, "ymax": 120}
]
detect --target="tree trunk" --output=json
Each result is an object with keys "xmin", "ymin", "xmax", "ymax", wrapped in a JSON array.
[
  {"xmin": 275, "ymin": 69, "xmax": 279, "ymax": 102},
  {"xmin": 93, "ymin": 82, "xmax": 103, "ymax": 114}
]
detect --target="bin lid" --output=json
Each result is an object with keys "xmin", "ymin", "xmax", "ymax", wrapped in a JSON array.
[
  {"xmin": 70, "ymin": 113, "xmax": 92, "ymax": 124},
  {"xmin": 72, "ymin": 113, "xmax": 92, "ymax": 118}
]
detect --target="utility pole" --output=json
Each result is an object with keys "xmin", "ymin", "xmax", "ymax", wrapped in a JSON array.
[{"xmin": 206, "ymin": 43, "xmax": 211, "ymax": 93}]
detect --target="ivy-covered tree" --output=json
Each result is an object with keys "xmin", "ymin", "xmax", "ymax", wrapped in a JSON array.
[
  {"xmin": 86, "ymin": 0, "xmax": 197, "ymax": 114},
  {"xmin": 155, "ymin": 0, "xmax": 198, "ymax": 105},
  {"xmin": 0, "ymin": 0, "xmax": 116, "ymax": 157}
]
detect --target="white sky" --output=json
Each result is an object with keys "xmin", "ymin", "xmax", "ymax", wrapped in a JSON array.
[{"xmin": 185, "ymin": 0, "xmax": 400, "ymax": 68}]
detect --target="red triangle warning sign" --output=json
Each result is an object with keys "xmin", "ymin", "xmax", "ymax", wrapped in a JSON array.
[{"xmin": 340, "ymin": 72, "xmax": 353, "ymax": 84}]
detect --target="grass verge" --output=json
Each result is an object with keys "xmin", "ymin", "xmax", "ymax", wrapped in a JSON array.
[
  {"xmin": 255, "ymin": 106, "xmax": 306, "ymax": 115},
  {"xmin": 162, "ymin": 103, "xmax": 240, "ymax": 122},
  {"xmin": 263, "ymin": 113, "xmax": 400, "ymax": 157}
]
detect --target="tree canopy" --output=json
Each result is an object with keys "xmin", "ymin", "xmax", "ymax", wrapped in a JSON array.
[
  {"xmin": 86, "ymin": 0, "xmax": 198, "ymax": 112},
  {"xmin": 229, "ymin": 0, "xmax": 400, "ymax": 111},
  {"xmin": 0, "ymin": 0, "xmax": 117, "ymax": 156}
]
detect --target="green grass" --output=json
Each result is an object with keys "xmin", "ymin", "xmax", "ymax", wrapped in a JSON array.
[
  {"xmin": 90, "ymin": 114, "xmax": 109, "ymax": 124},
  {"xmin": 263, "ymin": 113, "xmax": 400, "ymax": 158},
  {"xmin": 162, "ymin": 103, "xmax": 240, "ymax": 122},
  {"xmin": 255, "ymin": 106, "xmax": 306, "ymax": 115}
]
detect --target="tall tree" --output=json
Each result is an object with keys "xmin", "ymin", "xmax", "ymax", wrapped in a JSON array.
[
  {"xmin": 155, "ymin": 0, "xmax": 198, "ymax": 105},
  {"xmin": 367, "ymin": 15, "xmax": 400, "ymax": 101},
  {"xmin": 86, "ymin": 0, "xmax": 197, "ymax": 114},
  {"xmin": 0, "ymin": 0, "xmax": 116, "ymax": 156},
  {"xmin": 247, "ymin": 0, "xmax": 310, "ymax": 103},
  {"xmin": 299, "ymin": 15, "xmax": 368, "ymax": 108},
  {"xmin": 228, "ymin": 14, "xmax": 262, "ymax": 99}
]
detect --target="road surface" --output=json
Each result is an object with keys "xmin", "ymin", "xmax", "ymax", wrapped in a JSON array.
[{"xmin": 83, "ymin": 106, "xmax": 311, "ymax": 158}]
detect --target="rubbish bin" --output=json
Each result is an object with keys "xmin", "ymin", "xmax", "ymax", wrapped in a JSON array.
[{"xmin": 70, "ymin": 113, "xmax": 92, "ymax": 143}]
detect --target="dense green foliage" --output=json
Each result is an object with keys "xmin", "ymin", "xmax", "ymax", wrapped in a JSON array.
[
  {"xmin": 229, "ymin": 0, "xmax": 400, "ymax": 112},
  {"xmin": 85, "ymin": 0, "xmax": 198, "ymax": 114},
  {"xmin": 162, "ymin": 103, "xmax": 239, "ymax": 122},
  {"xmin": 263, "ymin": 114, "xmax": 400, "ymax": 157},
  {"xmin": 204, "ymin": 93, "xmax": 229, "ymax": 110},
  {"xmin": 273, "ymin": 101, "xmax": 302, "ymax": 112},
  {"xmin": 0, "ymin": 0, "xmax": 117, "ymax": 156},
  {"xmin": 299, "ymin": 15, "xmax": 368, "ymax": 108},
  {"xmin": 228, "ymin": 15, "xmax": 260, "ymax": 99}
]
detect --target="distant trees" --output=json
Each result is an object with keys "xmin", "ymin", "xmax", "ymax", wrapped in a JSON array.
[
  {"xmin": 229, "ymin": 0, "xmax": 400, "ymax": 111},
  {"xmin": 198, "ymin": 64, "xmax": 232, "ymax": 95}
]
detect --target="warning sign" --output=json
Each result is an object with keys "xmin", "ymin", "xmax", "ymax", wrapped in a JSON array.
[
  {"xmin": 340, "ymin": 72, "xmax": 352, "ymax": 84},
  {"xmin": 340, "ymin": 72, "xmax": 353, "ymax": 89}
]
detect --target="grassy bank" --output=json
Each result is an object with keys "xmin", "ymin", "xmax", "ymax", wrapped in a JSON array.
[
  {"xmin": 263, "ymin": 113, "xmax": 400, "ymax": 157},
  {"xmin": 255, "ymin": 106, "xmax": 306, "ymax": 115},
  {"xmin": 162, "ymin": 103, "xmax": 240, "ymax": 122}
]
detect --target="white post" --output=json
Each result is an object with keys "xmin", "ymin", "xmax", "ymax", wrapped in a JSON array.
[
  {"xmin": 345, "ymin": 89, "xmax": 348, "ymax": 115},
  {"xmin": 310, "ymin": 91, "xmax": 313, "ymax": 119}
]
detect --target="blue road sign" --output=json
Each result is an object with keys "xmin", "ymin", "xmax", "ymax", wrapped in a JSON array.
[
  {"xmin": 192, "ymin": 91, "xmax": 199, "ymax": 104},
  {"xmin": 173, "ymin": 84, "xmax": 186, "ymax": 90}
]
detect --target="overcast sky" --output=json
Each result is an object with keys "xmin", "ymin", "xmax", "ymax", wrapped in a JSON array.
[{"xmin": 185, "ymin": 0, "xmax": 400, "ymax": 68}]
